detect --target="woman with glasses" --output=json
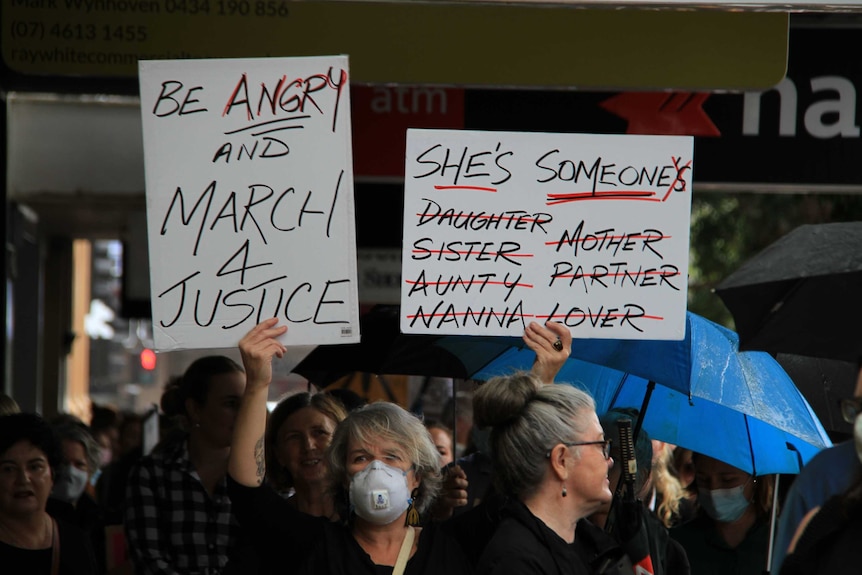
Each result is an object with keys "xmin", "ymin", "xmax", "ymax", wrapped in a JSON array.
[{"xmin": 471, "ymin": 359, "xmax": 615, "ymax": 575}]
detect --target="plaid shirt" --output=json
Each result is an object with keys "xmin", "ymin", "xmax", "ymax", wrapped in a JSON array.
[{"xmin": 124, "ymin": 437, "xmax": 239, "ymax": 575}]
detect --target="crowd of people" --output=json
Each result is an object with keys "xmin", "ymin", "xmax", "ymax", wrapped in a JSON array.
[{"xmin": 1, "ymin": 319, "xmax": 860, "ymax": 574}]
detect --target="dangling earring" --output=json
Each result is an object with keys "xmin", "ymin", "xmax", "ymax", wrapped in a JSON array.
[
  {"xmin": 562, "ymin": 485, "xmax": 568, "ymax": 497},
  {"xmin": 405, "ymin": 488, "xmax": 421, "ymax": 526}
]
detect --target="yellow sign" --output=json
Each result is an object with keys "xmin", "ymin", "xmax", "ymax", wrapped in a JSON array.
[{"xmin": 2, "ymin": 2, "xmax": 787, "ymax": 90}]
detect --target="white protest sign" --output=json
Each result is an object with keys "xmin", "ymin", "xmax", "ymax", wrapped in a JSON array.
[
  {"xmin": 139, "ymin": 55, "xmax": 360, "ymax": 352},
  {"xmin": 401, "ymin": 129, "xmax": 693, "ymax": 340}
]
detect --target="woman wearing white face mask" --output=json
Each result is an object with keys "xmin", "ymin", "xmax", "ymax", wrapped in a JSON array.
[
  {"xmin": 228, "ymin": 319, "xmax": 472, "ymax": 575},
  {"xmin": 48, "ymin": 422, "xmax": 102, "ymax": 506},
  {"xmin": 669, "ymin": 454, "xmax": 774, "ymax": 575}
]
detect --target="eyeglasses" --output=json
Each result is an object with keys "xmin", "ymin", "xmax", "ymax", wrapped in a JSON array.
[
  {"xmin": 840, "ymin": 397, "xmax": 862, "ymax": 424},
  {"xmin": 546, "ymin": 439, "xmax": 612, "ymax": 460}
]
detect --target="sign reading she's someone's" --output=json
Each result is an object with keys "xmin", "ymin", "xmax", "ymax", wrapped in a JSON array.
[
  {"xmin": 401, "ymin": 129, "xmax": 693, "ymax": 340},
  {"xmin": 139, "ymin": 55, "xmax": 360, "ymax": 352}
]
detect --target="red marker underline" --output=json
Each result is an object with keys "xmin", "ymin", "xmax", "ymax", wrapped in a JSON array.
[
  {"xmin": 404, "ymin": 279, "xmax": 535, "ymax": 289},
  {"xmin": 546, "ymin": 190, "xmax": 659, "ymax": 205},
  {"xmin": 543, "ymin": 232, "xmax": 671, "ymax": 247},
  {"xmin": 406, "ymin": 311, "xmax": 535, "ymax": 320},
  {"xmin": 411, "ymin": 249, "xmax": 534, "ymax": 258},
  {"xmin": 551, "ymin": 270, "xmax": 681, "ymax": 279},
  {"xmin": 434, "ymin": 185, "xmax": 498, "ymax": 192},
  {"xmin": 536, "ymin": 312, "xmax": 665, "ymax": 321}
]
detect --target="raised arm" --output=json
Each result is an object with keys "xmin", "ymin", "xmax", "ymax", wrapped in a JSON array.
[
  {"xmin": 229, "ymin": 318, "xmax": 287, "ymax": 487},
  {"xmin": 524, "ymin": 320, "xmax": 571, "ymax": 385}
]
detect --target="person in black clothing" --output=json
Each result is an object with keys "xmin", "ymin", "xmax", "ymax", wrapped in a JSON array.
[
  {"xmin": 779, "ymin": 405, "xmax": 862, "ymax": 575},
  {"xmin": 47, "ymin": 420, "xmax": 107, "ymax": 574},
  {"xmin": 470, "ymin": 320, "xmax": 616, "ymax": 575},
  {"xmin": 588, "ymin": 408, "xmax": 690, "ymax": 575},
  {"xmin": 778, "ymin": 469, "xmax": 862, "ymax": 575},
  {"xmin": 433, "ymin": 321, "xmax": 634, "ymax": 574},
  {"xmin": 0, "ymin": 412, "xmax": 97, "ymax": 574},
  {"xmin": 228, "ymin": 318, "xmax": 472, "ymax": 575}
]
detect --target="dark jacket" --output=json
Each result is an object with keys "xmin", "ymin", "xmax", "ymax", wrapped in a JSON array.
[
  {"xmin": 475, "ymin": 498, "xmax": 632, "ymax": 575},
  {"xmin": 227, "ymin": 475, "xmax": 472, "ymax": 575},
  {"xmin": 606, "ymin": 498, "xmax": 690, "ymax": 575},
  {"xmin": 779, "ymin": 494, "xmax": 862, "ymax": 575},
  {"xmin": 47, "ymin": 494, "xmax": 106, "ymax": 575}
]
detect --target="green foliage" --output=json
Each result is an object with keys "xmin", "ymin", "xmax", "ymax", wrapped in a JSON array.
[{"xmin": 688, "ymin": 192, "xmax": 862, "ymax": 329}]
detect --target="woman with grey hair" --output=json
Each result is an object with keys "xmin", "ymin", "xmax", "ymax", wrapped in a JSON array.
[
  {"xmin": 47, "ymin": 420, "xmax": 107, "ymax": 573},
  {"xmin": 227, "ymin": 318, "xmax": 471, "ymax": 575},
  {"xmin": 49, "ymin": 421, "xmax": 101, "ymax": 505},
  {"xmin": 473, "ymin": 366, "xmax": 614, "ymax": 575}
]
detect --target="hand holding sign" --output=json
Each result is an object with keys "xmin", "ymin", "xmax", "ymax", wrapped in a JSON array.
[{"xmin": 238, "ymin": 318, "xmax": 288, "ymax": 394}]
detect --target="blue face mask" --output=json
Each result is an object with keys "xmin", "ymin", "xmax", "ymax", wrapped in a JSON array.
[{"xmin": 698, "ymin": 479, "xmax": 752, "ymax": 523}]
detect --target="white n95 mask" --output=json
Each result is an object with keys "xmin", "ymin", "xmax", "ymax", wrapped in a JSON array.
[
  {"xmin": 53, "ymin": 465, "xmax": 89, "ymax": 503},
  {"xmin": 349, "ymin": 460, "xmax": 413, "ymax": 525}
]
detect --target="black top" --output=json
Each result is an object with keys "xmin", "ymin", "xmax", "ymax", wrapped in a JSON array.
[
  {"xmin": 476, "ymin": 499, "xmax": 600, "ymax": 575},
  {"xmin": 0, "ymin": 517, "xmax": 97, "ymax": 575},
  {"xmin": 47, "ymin": 494, "xmax": 106, "ymax": 575},
  {"xmin": 779, "ymin": 494, "xmax": 862, "ymax": 575},
  {"xmin": 226, "ymin": 475, "xmax": 473, "ymax": 575}
]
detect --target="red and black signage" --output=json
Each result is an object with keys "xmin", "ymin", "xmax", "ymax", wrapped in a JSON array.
[{"xmin": 352, "ymin": 28, "xmax": 862, "ymax": 190}]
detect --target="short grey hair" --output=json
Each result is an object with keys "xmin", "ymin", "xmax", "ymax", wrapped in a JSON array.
[
  {"xmin": 327, "ymin": 401, "xmax": 441, "ymax": 514},
  {"xmin": 53, "ymin": 422, "xmax": 101, "ymax": 475},
  {"xmin": 473, "ymin": 372, "xmax": 595, "ymax": 498}
]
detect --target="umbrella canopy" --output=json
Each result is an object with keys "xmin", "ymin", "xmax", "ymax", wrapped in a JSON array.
[
  {"xmin": 436, "ymin": 311, "xmax": 833, "ymax": 474},
  {"xmin": 292, "ymin": 305, "xmax": 477, "ymax": 385},
  {"xmin": 473, "ymin": 349, "xmax": 831, "ymax": 475},
  {"xmin": 714, "ymin": 221, "xmax": 862, "ymax": 362},
  {"xmin": 775, "ymin": 353, "xmax": 858, "ymax": 437}
]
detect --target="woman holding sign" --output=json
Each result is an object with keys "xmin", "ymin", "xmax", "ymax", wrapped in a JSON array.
[{"xmin": 227, "ymin": 318, "xmax": 472, "ymax": 575}]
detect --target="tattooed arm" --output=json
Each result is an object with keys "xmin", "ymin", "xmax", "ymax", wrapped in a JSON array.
[{"xmin": 229, "ymin": 318, "xmax": 288, "ymax": 487}]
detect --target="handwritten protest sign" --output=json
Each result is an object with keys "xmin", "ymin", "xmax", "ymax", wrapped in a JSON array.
[
  {"xmin": 139, "ymin": 55, "xmax": 360, "ymax": 352},
  {"xmin": 401, "ymin": 129, "xmax": 693, "ymax": 340}
]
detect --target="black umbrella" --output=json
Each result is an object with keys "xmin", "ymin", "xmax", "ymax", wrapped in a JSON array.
[
  {"xmin": 775, "ymin": 353, "xmax": 858, "ymax": 438},
  {"xmin": 291, "ymin": 304, "xmax": 476, "ymax": 386},
  {"xmin": 714, "ymin": 221, "xmax": 862, "ymax": 362}
]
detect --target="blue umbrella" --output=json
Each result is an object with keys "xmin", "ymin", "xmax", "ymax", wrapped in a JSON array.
[{"xmin": 461, "ymin": 312, "xmax": 832, "ymax": 475}]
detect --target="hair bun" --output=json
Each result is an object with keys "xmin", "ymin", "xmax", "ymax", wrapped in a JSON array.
[
  {"xmin": 159, "ymin": 376, "xmax": 184, "ymax": 418},
  {"xmin": 473, "ymin": 372, "xmax": 541, "ymax": 428}
]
